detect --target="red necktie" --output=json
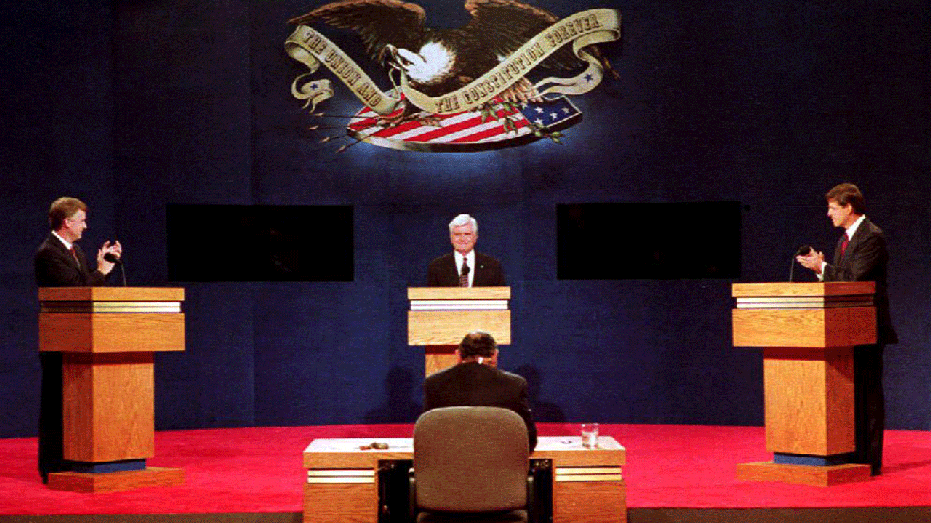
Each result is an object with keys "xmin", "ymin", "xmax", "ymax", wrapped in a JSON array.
[
  {"xmin": 840, "ymin": 233, "xmax": 850, "ymax": 256},
  {"xmin": 69, "ymin": 246, "xmax": 80, "ymax": 266},
  {"xmin": 459, "ymin": 260, "xmax": 469, "ymax": 287}
]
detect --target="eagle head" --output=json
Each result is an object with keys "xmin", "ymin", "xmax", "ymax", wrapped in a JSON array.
[{"xmin": 385, "ymin": 41, "xmax": 455, "ymax": 88}]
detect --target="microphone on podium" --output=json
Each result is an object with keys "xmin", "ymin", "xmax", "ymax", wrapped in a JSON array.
[
  {"xmin": 789, "ymin": 245, "xmax": 812, "ymax": 282},
  {"xmin": 104, "ymin": 252, "xmax": 127, "ymax": 286}
]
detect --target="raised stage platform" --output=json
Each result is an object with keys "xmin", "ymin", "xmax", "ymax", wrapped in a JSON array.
[{"xmin": 1, "ymin": 424, "xmax": 929, "ymax": 522}]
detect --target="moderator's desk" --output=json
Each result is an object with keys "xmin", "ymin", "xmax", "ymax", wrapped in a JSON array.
[{"xmin": 304, "ymin": 436, "xmax": 626, "ymax": 523}]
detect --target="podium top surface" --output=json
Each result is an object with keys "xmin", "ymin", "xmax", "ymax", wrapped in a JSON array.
[
  {"xmin": 303, "ymin": 436, "xmax": 624, "ymax": 468},
  {"xmin": 408, "ymin": 287, "xmax": 510, "ymax": 300},
  {"xmin": 39, "ymin": 287, "xmax": 185, "ymax": 302},
  {"xmin": 732, "ymin": 282, "xmax": 875, "ymax": 298}
]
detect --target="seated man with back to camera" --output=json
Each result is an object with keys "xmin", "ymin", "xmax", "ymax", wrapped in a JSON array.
[{"xmin": 423, "ymin": 331, "xmax": 536, "ymax": 450}]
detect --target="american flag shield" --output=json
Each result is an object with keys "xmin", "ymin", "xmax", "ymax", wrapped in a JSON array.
[{"xmin": 346, "ymin": 94, "xmax": 582, "ymax": 152}]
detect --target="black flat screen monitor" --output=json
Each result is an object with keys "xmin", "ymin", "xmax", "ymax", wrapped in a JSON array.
[
  {"xmin": 167, "ymin": 204, "xmax": 353, "ymax": 282},
  {"xmin": 557, "ymin": 202, "xmax": 741, "ymax": 280}
]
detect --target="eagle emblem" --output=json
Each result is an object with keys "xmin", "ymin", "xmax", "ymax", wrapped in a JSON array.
[{"xmin": 285, "ymin": 0, "xmax": 622, "ymax": 152}]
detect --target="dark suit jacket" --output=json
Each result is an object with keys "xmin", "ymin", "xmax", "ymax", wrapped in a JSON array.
[
  {"xmin": 424, "ymin": 362, "xmax": 537, "ymax": 450},
  {"xmin": 427, "ymin": 252, "xmax": 505, "ymax": 287},
  {"xmin": 822, "ymin": 217, "xmax": 897, "ymax": 345},
  {"xmin": 34, "ymin": 233, "xmax": 106, "ymax": 287},
  {"xmin": 33, "ymin": 232, "xmax": 107, "ymax": 477}
]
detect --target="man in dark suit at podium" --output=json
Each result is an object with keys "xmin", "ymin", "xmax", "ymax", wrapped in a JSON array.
[
  {"xmin": 34, "ymin": 197, "xmax": 122, "ymax": 482},
  {"xmin": 35, "ymin": 197, "xmax": 121, "ymax": 286},
  {"xmin": 427, "ymin": 214, "xmax": 505, "ymax": 287},
  {"xmin": 796, "ymin": 183, "xmax": 897, "ymax": 475},
  {"xmin": 423, "ymin": 332, "xmax": 536, "ymax": 450}
]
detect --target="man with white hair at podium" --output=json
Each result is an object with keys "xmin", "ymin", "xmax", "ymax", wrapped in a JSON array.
[{"xmin": 427, "ymin": 214, "xmax": 505, "ymax": 287}]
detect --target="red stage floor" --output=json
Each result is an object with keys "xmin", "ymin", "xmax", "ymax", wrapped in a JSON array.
[{"xmin": 1, "ymin": 424, "xmax": 930, "ymax": 515}]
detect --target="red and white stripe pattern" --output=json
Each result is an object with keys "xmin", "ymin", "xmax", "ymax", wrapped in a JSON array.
[{"xmin": 347, "ymin": 96, "xmax": 534, "ymax": 152}]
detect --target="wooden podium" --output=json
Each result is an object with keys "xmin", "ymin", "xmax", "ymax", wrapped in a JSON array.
[
  {"xmin": 731, "ymin": 282, "xmax": 875, "ymax": 486},
  {"xmin": 38, "ymin": 287, "xmax": 185, "ymax": 492},
  {"xmin": 408, "ymin": 287, "xmax": 510, "ymax": 376}
]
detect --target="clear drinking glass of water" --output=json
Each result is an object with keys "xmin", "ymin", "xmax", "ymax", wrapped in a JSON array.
[{"xmin": 580, "ymin": 423, "xmax": 599, "ymax": 448}]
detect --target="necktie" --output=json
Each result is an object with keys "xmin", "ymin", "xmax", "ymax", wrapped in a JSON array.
[
  {"xmin": 459, "ymin": 260, "xmax": 469, "ymax": 287},
  {"xmin": 69, "ymin": 246, "xmax": 80, "ymax": 266},
  {"xmin": 840, "ymin": 233, "xmax": 850, "ymax": 256}
]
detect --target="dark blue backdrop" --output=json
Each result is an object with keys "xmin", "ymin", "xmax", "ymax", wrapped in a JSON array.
[{"xmin": 2, "ymin": 0, "xmax": 928, "ymax": 437}]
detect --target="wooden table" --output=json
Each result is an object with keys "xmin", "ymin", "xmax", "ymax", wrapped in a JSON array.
[{"xmin": 303, "ymin": 436, "xmax": 626, "ymax": 523}]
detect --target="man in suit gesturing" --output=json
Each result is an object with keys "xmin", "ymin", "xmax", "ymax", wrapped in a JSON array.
[
  {"xmin": 796, "ymin": 183, "xmax": 897, "ymax": 475},
  {"xmin": 33, "ymin": 197, "xmax": 122, "ymax": 482},
  {"xmin": 427, "ymin": 214, "xmax": 505, "ymax": 287},
  {"xmin": 35, "ymin": 197, "xmax": 121, "ymax": 287}
]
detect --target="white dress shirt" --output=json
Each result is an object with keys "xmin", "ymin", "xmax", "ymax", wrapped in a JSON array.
[{"xmin": 453, "ymin": 250, "xmax": 476, "ymax": 287}]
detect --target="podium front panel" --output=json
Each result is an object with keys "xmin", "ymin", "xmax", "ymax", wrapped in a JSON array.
[
  {"xmin": 763, "ymin": 348, "xmax": 856, "ymax": 456},
  {"xmin": 408, "ymin": 310, "xmax": 511, "ymax": 345},
  {"xmin": 39, "ymin": 312, "xmax": 185, "ymax": 353},
  {"xmin": 38, "ymin": 287, "xmax": 185, "ymax": 353},
  {"xmin": 62, "ymin": 353, "xmax": 155, "ymax": 462},
  {"xmin": 732, "ymin": 307, "xmax": 875, "ymax": 348}
]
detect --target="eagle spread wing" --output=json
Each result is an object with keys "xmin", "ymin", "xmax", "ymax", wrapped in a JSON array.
[
  {"xmin": 289, "ymin": 0, "xmax": 612, "ymax": 99},
  {"xmin": 462, "ymin": 0, "xmax": 585, "ymax": 72},
  {"xmin": 289, "ymin": 0, "xmax": 428, "ymax": 65}
]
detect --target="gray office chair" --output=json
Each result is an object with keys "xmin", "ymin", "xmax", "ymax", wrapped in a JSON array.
[{"xmin": 411, "ymin": 406, "xmax": 532, "ymax": 523}]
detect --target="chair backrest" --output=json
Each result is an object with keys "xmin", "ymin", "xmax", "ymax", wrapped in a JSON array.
[{"xmin": 414, "ymin": 406, "xmax": 529, "ymax": 512}]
